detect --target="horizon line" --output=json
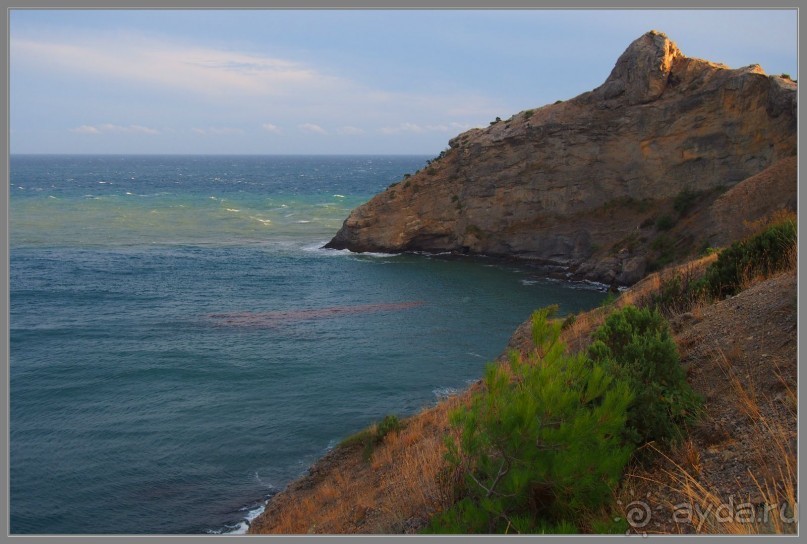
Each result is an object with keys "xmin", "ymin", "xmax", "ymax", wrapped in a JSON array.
[{"xmin": 8, "ymin": 152, "xmax": 435, "ymax": 157}]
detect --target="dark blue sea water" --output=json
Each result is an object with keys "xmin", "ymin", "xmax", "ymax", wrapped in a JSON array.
[{"xmin": 9, "ymin": 155, "xmax": 606, "ymax": 534}]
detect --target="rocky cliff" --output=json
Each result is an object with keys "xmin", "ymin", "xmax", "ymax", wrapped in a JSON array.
[{"xmin": 326, "ymin": 31, "xmax": 797, "ymax": 285}]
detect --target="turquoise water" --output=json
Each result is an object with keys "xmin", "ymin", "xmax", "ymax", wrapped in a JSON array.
[{"xmin": 10, "ymin": 155, "xmax": 607, "ymax": 534}]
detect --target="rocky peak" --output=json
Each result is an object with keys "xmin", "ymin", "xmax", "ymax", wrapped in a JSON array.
[
  {"xmin": 325, "ymin": 31, "xmax": 796, "ymax": 286},
  {"xmin": 594, "ymin": 30, "xmax": 682, "ymax": 104}
]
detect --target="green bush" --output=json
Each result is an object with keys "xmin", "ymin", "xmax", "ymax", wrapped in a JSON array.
[
  {"xmin": 426, "ymin": 307, "xmax": 634, "ymax": 533},
  {"xmin": 647, "ymin": 272, "xmax": 700, "ymax": 315},
  {"xmin": 696, "ymin": 219, "xmax": 796, "ymax": 299},
  {"xmin": 340, "ymin": 414, "xmax": 404, "ymax": 462},
  {"xmin": 655, "ymin": 215, "xmax": 675, "ymax": 231},
  {"xmin": 673, "ymin": 188, "xmax": 699, "ymax": 216},
  {"xmin": 376, "ymin": 414, "xmax": 403, "ymax": 439},
  {"xmin": 588, "ymin": 306, "xmax": 701, "ymax": 447}
]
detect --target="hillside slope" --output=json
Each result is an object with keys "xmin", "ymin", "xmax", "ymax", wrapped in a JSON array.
[{"xmin": 248, "ymin": 263, "xmax": 797, "ymax": 534}]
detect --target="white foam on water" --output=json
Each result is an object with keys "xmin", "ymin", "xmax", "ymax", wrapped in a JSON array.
[
  {"xmin": 433, "ymin": 386, "xmax": 460, "ymax": 400},
  {"xmin": 301, "ymin": 241, "xmax": 351, "ymax": 256},
  {"xmin": 356, "ymin": 252, "xmax": 401, "ymax": 259},
  {"xmin": 296, "ymin": 220, "xmax": 311, "ymax": 224},
  {"xmin": 211, "ymin": 475, "xmax": 276, "ymax": 535},
  {"xmin": 224, "ymin": 208, "xmax": 240, "ymax": 213},
  {"xmin": 333, "ymin": 194, "xmax": 345, "ymax": 198},
  {"xmin": 298, "ymin": 243, "xmax": 399, "ymax": 260},
  {"xmin": 218, "ymin": 500, "xmax": 268, "ymax": 535}
]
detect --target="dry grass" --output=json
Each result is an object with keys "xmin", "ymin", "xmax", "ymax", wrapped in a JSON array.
[
  {"xmin": 559, "ymin": 306, "xmax": 609, "ymax": 352},
  {"xmin": 743, "ymin": 208, "xmax": 797, "ymax": 238},
  {"xmin": 659, "ymin": 410, "xmax": 796, "ymax": 535},
  {"xmin": 714, "ymin": 349, "xmax": 762, "ymax": 422},
  {"xmin": 623, "ymin": 348, "xmax": 797, "ymax": 535},
  {"xmin": 369, "ymin": 396, "xmax": 464, "ymax": 526},
  {"xmin": 256, "ymin": 393, "xmax": 466, "ymax": 534}
]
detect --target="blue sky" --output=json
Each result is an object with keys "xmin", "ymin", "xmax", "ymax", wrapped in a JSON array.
[{"xmin": 10, "ymin": 9, "xmax": 798, "ymax": 155}]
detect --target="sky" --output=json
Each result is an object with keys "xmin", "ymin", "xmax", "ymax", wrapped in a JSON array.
[{"xmin": 9, "ymin": 9, "xmax": 799, "ymax": 155}]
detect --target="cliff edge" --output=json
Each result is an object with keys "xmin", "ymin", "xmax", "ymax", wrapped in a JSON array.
[{"xmin": 325, "ymin": 31, "xmax": 796, "ymax": 285}]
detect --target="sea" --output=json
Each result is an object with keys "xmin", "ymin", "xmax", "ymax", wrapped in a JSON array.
[{"xmin": 9, "ymin": 155, "xmax": 607, "ymax": 534}]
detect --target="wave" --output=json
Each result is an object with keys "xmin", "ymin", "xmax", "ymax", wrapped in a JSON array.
[
  {"xmin": 208, "ymin": 500, "xmax": 268, "ymax": 535},
  {"xmin": 433, "ymin": 386, "xmax": 460, "ymax": 400},
  {"xmin": 299, "ymin": 241, "xmax": 401, "ymax": 259}
]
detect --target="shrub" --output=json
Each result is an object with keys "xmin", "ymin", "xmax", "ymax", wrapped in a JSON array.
[
  {"xmin": 655, "ymin": 215, "xmax": 675, "ymax": 231},
  {"xmin": 696, "ymin": 219, "xmax": 796, "ymax": 299},
  {"xmin": 648, "ymin": 235, "xmax": 676, "ymax": 272},
  {"xmin": 341, "ymin": 414, "xmax": 405, "ymax": 462},
  {"xmin": 647, "ymin": 272, "xmax": 700, "ymax": 316},
  {"xmin": 524, "ymin": 109, "xmax": 534, "ymax": 119},
  {"xmin": 588, "ymin": 306, "xmax": 701, "ymax": 448},
  {"xmin": 465, "ymin": 224, "xmax": 483, "ymax": 237},
  {"xmin": 426, "ymin": 307, "xmax": 635, "ymax": 533},
  {"xmin": 376, "ymin": 414, "xmax": 403, "ymax": 439},
  {"xmin": 673, "ymin": 188, "xmax": 699, "ymax": 216}
]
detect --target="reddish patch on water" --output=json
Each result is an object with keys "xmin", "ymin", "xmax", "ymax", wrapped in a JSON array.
[{"xmin": 209, "ymin": 301, "xmax": 425, "ymax": 327}]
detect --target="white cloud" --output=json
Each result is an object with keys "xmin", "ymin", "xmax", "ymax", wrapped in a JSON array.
[
  {"xmin": 192, "ymin": 127, "xmax": 244, "ymax": 136},
  {"xmin": 336, "ymin": 125, "xmax": 364, "ymax": 136},
  {"xmin": 261, "ymin": 123, "xmax": 282, "ymax": 134},
  {"xmin": 70, "ymin": 123, "xmax": 159, "ymax": 135},
  {"xmin": 13, "ymin": 31, "xmax": 507, "ymax": 153},
  {"xmin": 379, "ymin": 121, "xmax": 479, "ymax": 135},
  {"xmin": 298, "ymin": 123, "xmax": 327, "ymax": 135},
  {"xmin": 71, "ymin": 125, "xmax": 101, "ymax": 135},
  {"xmin": 11, "ymin": 34, "xmax": 345, "ymax": 98}
]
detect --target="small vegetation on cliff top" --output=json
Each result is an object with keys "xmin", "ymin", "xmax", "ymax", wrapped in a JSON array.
[{"xmin": 648, "ymin": 217, "xmax": 797, "ymax": 313}]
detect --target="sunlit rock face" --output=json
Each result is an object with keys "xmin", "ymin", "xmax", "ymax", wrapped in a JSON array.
[{"xmin": 326, "ymin": 31, "xmax": 796, "ymax": 284}]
